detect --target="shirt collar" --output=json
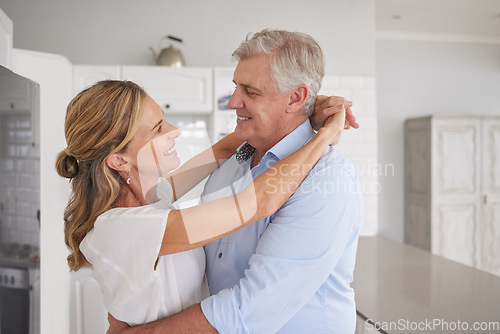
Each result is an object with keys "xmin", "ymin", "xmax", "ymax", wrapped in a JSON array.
[
  {"xmin": 235, "ymin": 119, "xmax": 315, "ymax": 164},
  {"xmin": 268, "ymin": 119, "xmax": 315, "ymax": 161}
]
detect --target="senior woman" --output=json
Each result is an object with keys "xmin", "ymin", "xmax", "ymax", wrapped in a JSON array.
[{"xmin": 56, "ymin": 80, "xmax": 352, "ymax": 326}]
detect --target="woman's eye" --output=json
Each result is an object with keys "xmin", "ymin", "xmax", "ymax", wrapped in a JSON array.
[{"xmin": 157, "ymin": 125, "xmax": 162, "ymax": 134}]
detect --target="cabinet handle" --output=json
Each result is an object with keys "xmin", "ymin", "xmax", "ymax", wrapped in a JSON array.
[
  {"xmin": 164, "ymin": 104, "xmax": 170, "ymax": 109},
  {"xmin": 484, "ymin": 195, "xmax": 487, "ymax": 204}
]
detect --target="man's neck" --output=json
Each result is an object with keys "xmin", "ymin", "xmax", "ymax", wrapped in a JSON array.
[{"xmin": 249, "ymin": 118, "xmax": 307, "ymax": 169}]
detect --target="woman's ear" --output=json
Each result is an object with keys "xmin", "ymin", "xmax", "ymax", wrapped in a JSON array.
[
  {"xmin": 106, "ymin": 153, "xmax": 129, "ymax": 172},
  {"xmin": 286, "ymin": 84, "xmax": 308, "ymax": 114}
]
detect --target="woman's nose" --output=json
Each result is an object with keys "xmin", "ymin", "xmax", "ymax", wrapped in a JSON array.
[{"xmin": 166, "ymin": 123, "xmax": 181, "ymax": 138}]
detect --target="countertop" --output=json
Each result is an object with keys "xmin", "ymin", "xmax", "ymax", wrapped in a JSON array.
[
  {"xmin": 0, "ymin": 255, "xmax": 40, "ymax": 269},
  {"xmin": 352, "ymin": 236, "xmax": 500, "ymax": 333}
]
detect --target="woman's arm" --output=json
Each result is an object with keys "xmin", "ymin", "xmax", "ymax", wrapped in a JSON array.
[
  {"xmin": 159, "ymin": 95, "xmax": 356, "ymax": 204},
  {"xmin": 159, "ymin": 107, "xmax": 346, "ymax": 255},
  {"xmin": 162, "ymin": 133, "xmax": 243, "ymax": 202}
]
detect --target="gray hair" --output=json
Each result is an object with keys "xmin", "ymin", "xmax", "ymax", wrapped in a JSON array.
[{"xmin": 232, "ymin": 29, "xmax": 325, "ymax": 116}]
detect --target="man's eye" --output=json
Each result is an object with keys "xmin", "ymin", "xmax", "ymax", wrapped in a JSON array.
[{"xmin": 246, "ymin": 90, "xmax": 257, "ymax": 96}]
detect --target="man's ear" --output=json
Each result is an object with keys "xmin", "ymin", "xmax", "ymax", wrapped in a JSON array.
[
  {"xmin": 286, "ymin": 84, "xmax": 308, "ymax": 114},
  {"xmin": 106, "ymin": 153, "xmax": 129, "ymax": 172}
]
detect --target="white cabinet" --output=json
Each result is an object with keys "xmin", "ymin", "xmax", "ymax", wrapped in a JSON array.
[
  {"xmin": 405, "ymin": 115, "xmax": 500, "ymax": 275},
  {"xmin": 0, "ymin": 9, "xmax": 13, "ymax": 69},
  {"xmin": 480, "ymin": 119, "xmax": 500, "ymax": 275},
  {"xmin": 122, "ymin": 66, "xmax": 212, "ymax": 113},
  {"xmin": 70, "ymin": 266, "xmax": 108, "ymax": 334},
  {"xmin": 73, "ymin": 65, "xmax": 121, "ymax": 94},
  {"xmin": 73, "ymin": 65, "xmax": 213, "ymax": 113},
  {"xmin": 11, "ymin": 48, "xmax": 74, "ymax": 334}
]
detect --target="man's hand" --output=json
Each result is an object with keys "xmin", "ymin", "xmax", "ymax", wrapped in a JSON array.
[
  {"xmin": 107, "ymin": 313, "xmax": 130, "ymax": 334},
  {"xmin": 106, "ymin": 305, "xmax": 217, "ymax": 334},
  {"xmin": 310, "ymin": 95, "xmax": 359, "ymax": 131}
]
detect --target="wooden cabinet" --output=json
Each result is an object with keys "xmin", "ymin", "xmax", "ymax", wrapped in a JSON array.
[
  {"xmin": 0, "ymin": 9, "xmax": 13, "ymax": 69},
  {"xmin": 405, "ymin": 115, "xmax": 500, "ymax": 276},
  {"xmin": 122, "ymin": 66, "xmax": 212, "ymax": 114}
]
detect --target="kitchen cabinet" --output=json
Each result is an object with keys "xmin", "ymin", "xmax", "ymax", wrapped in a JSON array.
[
  {"xmin": 73, "ymin": 65, "xmax": 121, "ymax": 94},
  {"xmin": 122, "ymin": 66, "xmax": 212, "ymax": 113},
  {"xmin": 405, "ymin": 115, "xmax": 500, "ymax": 276},
  {"xmin": 11, "ymin": 48, "xmax": 74, "ymax": 334},
  {"xmin": 70, "ymin": 266, "xmax": 108, "ymax": 334},
  {"xmin": 73, "ymin": 65, "xmax": 213, "ymax": 114},
  {"xmin": 0, "ymin": 8, "xmax": 13, "ymax": 68}
]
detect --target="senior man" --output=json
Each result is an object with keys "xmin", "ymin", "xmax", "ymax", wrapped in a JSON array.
[{"xmin": 110, "ymin": 29, "xmax": 363, "ymax": 334}]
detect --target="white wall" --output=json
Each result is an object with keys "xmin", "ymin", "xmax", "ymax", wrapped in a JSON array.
[
  {"xmin": 0, "ymin": 0, "xmax": 375, "ymax": 75},
  {"xmin": 376, "ymin": 38, "xmax": 500, "ymax": 241}
]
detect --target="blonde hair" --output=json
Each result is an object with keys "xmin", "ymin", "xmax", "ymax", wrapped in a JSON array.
[
  {"xmin": 55, "ymin": 80, "xmax": 147, "ymax": 271},
  {"xmin": 232, "ymin": 29, "xmax": 325, "ymax": 116}
]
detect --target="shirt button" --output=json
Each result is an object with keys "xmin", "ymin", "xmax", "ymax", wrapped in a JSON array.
[{"xmin": 218, "ymin": 253, "xmax": 223, "ymax": 259}]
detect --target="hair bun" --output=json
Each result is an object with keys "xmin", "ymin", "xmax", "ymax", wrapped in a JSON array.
[{"xmin": 56, "ymin": 150, "xmax": 79, "ymax": 179}]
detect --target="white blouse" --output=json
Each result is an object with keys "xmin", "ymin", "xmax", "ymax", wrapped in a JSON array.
[{"xmin": 80, "ymin": 180, "xmax": 208, "ymax": 326}]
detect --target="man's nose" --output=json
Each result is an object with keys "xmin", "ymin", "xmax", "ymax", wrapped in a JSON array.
[{"xmin": 227, "ymin": 90, "xmax": 244, "ymax": 109}]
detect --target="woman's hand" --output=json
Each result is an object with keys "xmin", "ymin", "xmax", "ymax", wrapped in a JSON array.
[
  {"xmin": 318, "ymin": 104, "xmax": 347, "ymax": 146},
  {"xmin": 310, "ymin": 95, "xmax": 359, "ymax": 131}
]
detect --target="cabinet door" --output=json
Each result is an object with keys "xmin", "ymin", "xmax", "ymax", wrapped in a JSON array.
[
  {"xmin": 70, "ymin": 267, "xmax": 108, "ymax": 334},
  {"xmin": 11, "ymin": 48, "xmax": 74, "ymax": 334},
  {"xmin": 122, "ymin": 66, "xmax": 212, "ymax": 114},
  {"xmin": 73, "ymin": 65, "xmax": 121, "ymax": 95},
  {"xmin": 0, "ymin": 9, "xmax": 13, "ymax": 68},
  {"xmin": 481, "ymin": 118, "xmax": 500, "ymax": 275},
  {"xmin": 431, "ymin": 118, "xmax": 481, "ymax": 267}
]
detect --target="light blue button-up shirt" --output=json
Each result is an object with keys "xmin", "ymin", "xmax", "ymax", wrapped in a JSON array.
[{"xmin": 200, "ymin": 119, "xmax": 363, "ymax": 334}]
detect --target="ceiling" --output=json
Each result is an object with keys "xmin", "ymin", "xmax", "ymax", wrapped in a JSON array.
[{"xmin": 376, "ymin": 0, "xmax": 500, "ymax": 37}]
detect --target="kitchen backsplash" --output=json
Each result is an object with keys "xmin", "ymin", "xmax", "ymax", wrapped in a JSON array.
[{"xmin": 0, "ymin": 100, "xmax": 40, "ymax": 247}]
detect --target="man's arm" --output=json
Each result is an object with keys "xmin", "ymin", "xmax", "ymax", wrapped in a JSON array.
[{"xmin": 108, "ymin": 304, "xmax": 217, "ymax": 334}]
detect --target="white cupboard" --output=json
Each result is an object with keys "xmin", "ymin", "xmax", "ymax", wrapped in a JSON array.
[
  {"xmin": 122, "ymin": 66, "xmax": 212, "ymax": 113},
  {"xmin": 73, "ymin": 65, "xmax": 213, "ymax": 114},
  {"xmin": 70, "ymin": 266, "xmax": 108, "ymax": 334},
  {"xmin": 73, "ymin": 65, "xmax": 121, "ymax": 94},
  {"xmin": 0, "ymin": 8, "xmax": 13, "ymax": 68},
  {"xmin": 405, "ymin": 115, "xmax": 500, "ymax": 276},
  {"xmin": 11, "ymin": 48, "xmax": 74, "ymax": 334}
]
